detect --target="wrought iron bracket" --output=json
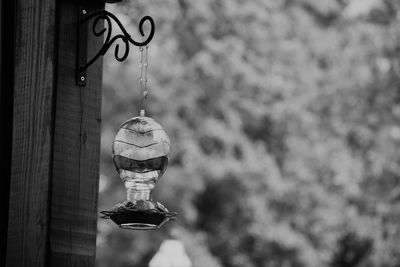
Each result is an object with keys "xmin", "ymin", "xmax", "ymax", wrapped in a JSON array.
[{"xmin": 77, "ymin": 7, "xmax": 155, "ymax": 86}]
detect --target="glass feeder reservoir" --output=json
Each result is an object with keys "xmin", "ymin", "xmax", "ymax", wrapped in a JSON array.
[{"xmin": 101, "ymin": 114, "xmax": 176, "ymax": 230}]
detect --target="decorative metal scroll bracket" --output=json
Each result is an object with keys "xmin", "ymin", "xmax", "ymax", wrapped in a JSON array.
[{"xmin": 77, "ymin": 7, "xmax": 155, "ymax": 86}]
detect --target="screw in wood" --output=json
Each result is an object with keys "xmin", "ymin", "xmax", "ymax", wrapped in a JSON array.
[
  {"xmin": 82, "ymin": 9, "xmax": 87, "ymax": 15},
  {"xmin": 80, "ymin": 76, "xmax": 85, "ymax": 81}
]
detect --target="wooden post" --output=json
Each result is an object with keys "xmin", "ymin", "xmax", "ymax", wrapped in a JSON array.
[
  {"xmin": 5, "ymin": 1, "xmax": 104, "ymax": 266},
  {"xmin": 49, "ymin": 1, "xmax": 103, "ymax": 265}
]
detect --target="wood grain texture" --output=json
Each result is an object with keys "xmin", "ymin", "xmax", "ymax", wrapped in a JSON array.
[
  {"xmin": 6, "ymin": 0, "xmax": 56, "ymax": 266},
  {"xmin": 49, "ymin": 1, "xmax": 103, "ymax": 266},
  {"xmin": 7, "ymin": 0, "xmax": 103, "ymax": 266}
]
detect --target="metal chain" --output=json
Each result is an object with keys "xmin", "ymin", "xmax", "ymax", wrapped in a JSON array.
[{"xmin": 139, "ymin": 45, "xmax": 149, "ymax": 116}]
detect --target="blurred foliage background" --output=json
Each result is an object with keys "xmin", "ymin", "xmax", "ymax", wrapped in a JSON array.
[{"xmin": 96, "ymin": 0, "xmax": 400, "ymax": 266}]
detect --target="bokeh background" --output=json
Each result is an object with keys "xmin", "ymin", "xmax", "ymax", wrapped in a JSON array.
[{"xmin": 96, "ymin": 1, "xmax": 400, "ymax": 266}]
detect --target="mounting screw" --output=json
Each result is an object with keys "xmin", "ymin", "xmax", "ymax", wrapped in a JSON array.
[
  {"xmin": 82, "ymin": 9, "xmax": 87, "ymax": 15},
  {"xmin": 80, "ymin": 76, "xmax": 85, "ymax": 82}
]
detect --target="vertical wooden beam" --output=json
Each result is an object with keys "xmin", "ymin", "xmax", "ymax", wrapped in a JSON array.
[
  {"xmin": 49, "ymin": 1, "xmax": 103, "ymax": 266},
  {"xmin": 6, "ymin": 0, "xmax": 56, "ymax": 266},
  {"xmin": 6, "ymin": 0, "xmax": 103, "ymax": 266}
]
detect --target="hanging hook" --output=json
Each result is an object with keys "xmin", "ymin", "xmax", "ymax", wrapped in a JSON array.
[{"xmin": 77, "ymin": 8, "xmax": 155, "ymax": 86}]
